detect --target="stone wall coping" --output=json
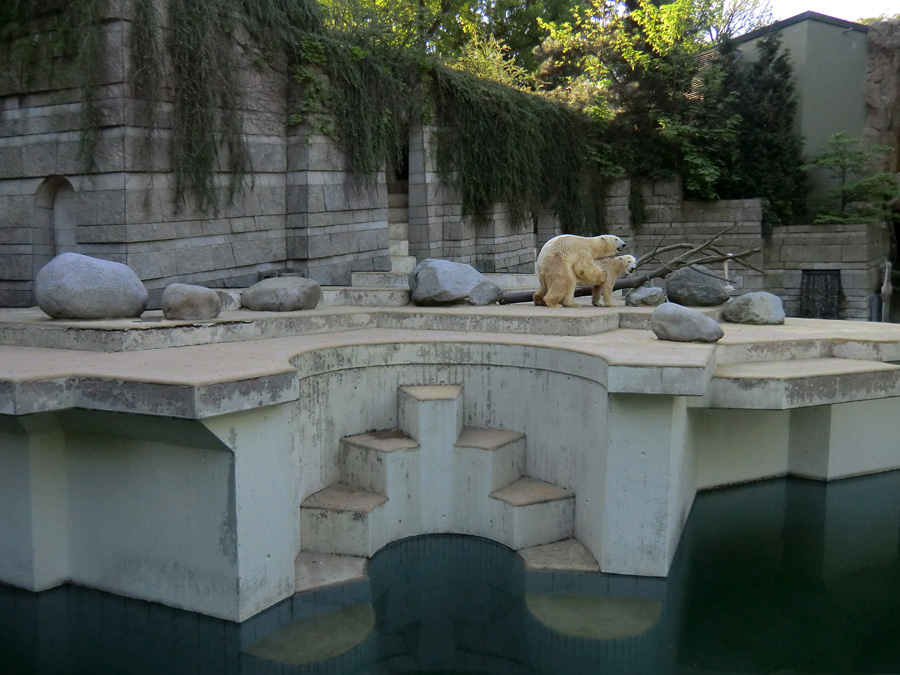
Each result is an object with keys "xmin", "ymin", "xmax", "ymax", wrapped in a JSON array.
[{"xmin": 3, "ymin": 306, "xmax": 900, "ymax": 419}]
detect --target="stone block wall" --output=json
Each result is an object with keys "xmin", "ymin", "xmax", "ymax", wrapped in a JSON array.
[
  {"xmin": 408, "ymin": 125, "xmax": 536, "ymax": 274},
  {"xmin": 764, "ymin": 224, "xmax": 889, "ymax": 319},
  {"xmin": 286, "ymin": 122, "xmax": 391, "ymax": 286},
  {"xmin": 538, "ymin": 178, "xmax": 888, "ymax": 320}
]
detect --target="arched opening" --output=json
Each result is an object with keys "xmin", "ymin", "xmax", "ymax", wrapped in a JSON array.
[{"xmin": 32, "ymin": 176, "xmax": 77, "ymax": 290}]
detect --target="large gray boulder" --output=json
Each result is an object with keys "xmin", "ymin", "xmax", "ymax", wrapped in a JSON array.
[
  {"xmin": 626, "ymin": 285, "xmax": 667, "ymax": 307},
  {"xmin": 650, "ymin": 302, "xmax": 724, "ymax": 343},
  {"xmin": 161, "ymin": 283, "xmax": 222, "ymax": 321},
  {"xmin": 409, "ymin": 259, "xmax": 502, "ymax": 306},
  {"xmin": 241, "ymin": 277, "xmax": 321, "ymax": 311},
  {"xmin": 665, "ymin": 265, "xmax": 731, "ymax": 307},
  {"xmin": 722, "ymin": 291, "xmax": 786, "ymax": 325},
  {"xmin": 35, "ymin": 252, "xmax": 148, "ymax": 319}
]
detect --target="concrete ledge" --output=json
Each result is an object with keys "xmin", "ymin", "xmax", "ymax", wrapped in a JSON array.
[{"xmin": 711, "ymin": 358, "xmax": 900, "ymax": 409}]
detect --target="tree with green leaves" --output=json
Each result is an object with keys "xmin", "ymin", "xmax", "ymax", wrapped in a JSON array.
[
  {"xmin": 713, "ymin": 33, "xmax": 807, "ymax": 228},
  {"xmin": 802, "ymin": 133, "xmax": 900, "ymax": 224}
]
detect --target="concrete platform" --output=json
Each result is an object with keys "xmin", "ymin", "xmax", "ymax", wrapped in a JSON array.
[{"xmin": 4, "ymin": 298, "xmax": 900, "ymax": 621}]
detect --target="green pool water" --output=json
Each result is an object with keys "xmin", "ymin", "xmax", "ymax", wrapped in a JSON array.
[{"xmin": 3, "ymin": 471, "xmax": 899, "ymax": 674}]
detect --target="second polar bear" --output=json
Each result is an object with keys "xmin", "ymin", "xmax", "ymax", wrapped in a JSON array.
[
  {"xmin": 592, "ymin": 254, "xmax": 638, "ymax": 307},
  {"xmin": 534, "ymin": 234, "xmax": 626, "ymax": 308}
]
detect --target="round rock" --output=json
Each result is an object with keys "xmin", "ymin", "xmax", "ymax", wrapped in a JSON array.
[
  {"xmin": 650, "ymin": 302, "xmax": 724, "ymax": 343},
  {"xmin": 409, "ymin": 259, "xmax": 502, "ymax": 306},
  {"xmin": 665, "ymin": 265, "xmax": 731, "ymax": 307},
  {"xmin": 241, "ymin": 277, "xmax": 321, "ymax": 312},
  {"xmin": 722, "ymin": 291, "xmax": 786, "ymax": 325},
  {"xmin": 626, "ymin": 285, "xmax": 667, "ymax": 307},
  {"xmin": 161, "ymin": 283, "xmax": 222, "ymax": 321},
  {"xmin": 35, "ymin": 252, "xmax": 148, "ymax": 320}
]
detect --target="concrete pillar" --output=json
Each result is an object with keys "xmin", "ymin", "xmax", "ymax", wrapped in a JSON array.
[
  {"xmin": 602, "ymin": 394, "xmax": 695, "ymax": 576},
  {"xmin": 0, "ymin": 414, "xmax": 68, "ymax": 591}
]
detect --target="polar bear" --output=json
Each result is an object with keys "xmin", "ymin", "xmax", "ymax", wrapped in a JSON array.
[
  {"xmin": 592, "ymin": 254, "xmax": 637, "ymax": 307},
  {"xmin": 534, "ymin": 234, "xmax": 626, "ymax": 308}
]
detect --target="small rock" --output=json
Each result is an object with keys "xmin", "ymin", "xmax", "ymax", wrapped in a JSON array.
[
  {"xmin": 35, "ymin": 252, "xmax": 147, "ymax": 319},
  {"xmin": 626, "ymin": 285, "xmax": 667, "ymax": 307},
  {"xmin": 216, "ymin": 290, "xmax": 243, "ymax": 312},
  {"xmin": 409, "ymin": 259, "xmax": 502, "ymax": 306},
  {"xmin": 722, "ymin": 291, "xmax": 786, "ymax": 325},
  {"xmin": 161, "ymin": 283, "xmax": 222, "ymax": 321},
  {"xmin": 241, "ymin": 277, "xmax": 321, "ymax": 311},
  {"xmin": 665, "ymin": 265, "xmax": 731, "ymax": 306},
  {"xmin": 650, "ymin": 302, "xmax": 724, "ymax": 343}
]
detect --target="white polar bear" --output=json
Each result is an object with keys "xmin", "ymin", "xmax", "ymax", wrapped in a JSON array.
[
  {"xmin": 592, "ymin": 254, "xmax": 638, "ymax": 307},
  {"xmin": 534, "ymin": 234, "xmax": 626, "ymax": 308}
]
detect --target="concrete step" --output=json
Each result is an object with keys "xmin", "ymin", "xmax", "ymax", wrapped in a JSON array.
[
  {"xmin": 490, "ymin": 476, "xmax": 575, "ymax": 550},
  {"xmin": 299, "ymin": 484, "xmax": 387, "ymax": 557},
  {"xmin": 454, "ymin": 427, "xmax": 526, "ymax": 492},
  {"xmin": 398, "ymin": 385, "xmax": 463, "ymax": 444},
  {"xmin": 389, "ymin": 240, "xmax": 409, "ymax": 257},
  {"xmin": 388, "ymin": 192, "xmax": 408, "ymax": 208},
  {"xmin": 320, "ymin": 287, "xmax": 409, "ymax": 307},
  {"xmin": 350, "ymin": 271, "xmax": 410, "ymax": 288},
  {"xmin": 483, "ymin": 273, "xmax": 540, "ymax": 290},
  {"xmin": 388, "ymin": 206, "xmax": 409, "ymax": 223},
  {"xmin": 390, "ymin": 255, "xmax": 417, "ymax": 274},
  {"xmin": 340, "ymin": 429, "xmax": 418, "ymax": 495},
  {"xmin": 389, "ymin": 221, "xmax": 408, "ymax": 241}
]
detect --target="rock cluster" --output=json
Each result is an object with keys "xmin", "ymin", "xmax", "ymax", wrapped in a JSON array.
[
  {"xmin": 409, "ymin": 259, "xmax": 502, "ymax": 306},
  {"xmin": 35, "ymin": 252, "xmax": 147, "ymax": 320}
]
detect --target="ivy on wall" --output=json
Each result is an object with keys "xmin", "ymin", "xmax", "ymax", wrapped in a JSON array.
[{"xmin": 0, "ymin": 0, "xmax": 612, "ymax": 230}]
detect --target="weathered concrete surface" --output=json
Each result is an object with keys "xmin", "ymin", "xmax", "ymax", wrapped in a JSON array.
[{"xmin": 4, "ymin": 302, "xmax": 900, "ymax": 622}]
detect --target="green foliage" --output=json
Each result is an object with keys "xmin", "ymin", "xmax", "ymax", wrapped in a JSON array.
[
  {"xmin": 432, "ymin": 66, "xmax": 607, "ymax": 232},
  {"xmin": 802, "ymin": 132, "xmax": 900, "ymax": 224},
  {"xmin": 712, "ymin": 34, "xmax": 807, "ymax": 230}
]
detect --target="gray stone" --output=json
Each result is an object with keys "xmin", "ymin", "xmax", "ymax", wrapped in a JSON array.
[
  {"xmin": 626, "ymin": 285, "xmax": 667, "ymax": 307},
  {"xmin": 161, "ymin": 283, "xmax": 222, "ymax": 321},
  {"xmin": 35, "ymin": 252, "xmax": 147, "ymax": 319},
  {"xmin": 665, "ymin": 265, "xmax": 731, "ymax": 307},
  {"xmin": 409, "ymin": 259, "xmax": 502, "ymax": 306},
  {"xmin": 241, "ymin": 277, "xmax": 321, "ymax": 311},
  {"xmin": 722, "ymin": 291, "xmax": 786, "ymax": 325},
  {"xmin": 650, "ymin": 302, "xmax": 724, "ymax": 343}
]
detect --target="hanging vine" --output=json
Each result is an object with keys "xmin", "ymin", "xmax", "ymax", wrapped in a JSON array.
[{"xmin": 0, "ymin": 0, "xmax": 611, "ymax": 228}]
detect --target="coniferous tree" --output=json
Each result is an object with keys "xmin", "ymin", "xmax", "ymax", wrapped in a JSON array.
[{"xmin": 715, "ymin": 33, "xmax": 806, "ymax": 229}]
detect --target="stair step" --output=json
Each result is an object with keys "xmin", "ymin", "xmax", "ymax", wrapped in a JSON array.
[
  {"xmin": 455, "ymin": 427, "xmax": 526, "ymax": 492},
  {"xmin": 340, "ymin": 430, "xmax": 419, "ymax": 494},
  {"xmin": 456, "ymin": 427, "xmax": 525, "ymax": 450},
  {"xmin": 302, "ymin": 483, "xmax": 387, "ymax": 513},
  {"xmin": 320, "ymin": 287, "xmax": 410, "ymax": 307},
  {"xmin": 389, "ymin": 240, "xmax": 409, "ymax": 257},
  {"xmin": 491, "ymin": 476, "xmax": 573, "ymax": 506},
  {"xmin": 351, "ymin": 271, "xmax": 410, "ymax": 288},
  {"xmin": 299, "ymin": 484, "xmax": 388, "ymax": 556},
  {"xmin": 388, "ymin": 206, "xmax": 409, "ymax": 222},
  {"xmin": 389, "ymin": 220, "xmax": 408, "ymax": 240},
  {"xmin": 390, "ymin": 255, "xmax": 417, "ymax": 274},
  {"xmin": 388, "ymin": 192, "xmax": 408, "ymax": 208},
  {"xmin": 490, "ymin": 477, "xmax": 575, "ymax": 550}
]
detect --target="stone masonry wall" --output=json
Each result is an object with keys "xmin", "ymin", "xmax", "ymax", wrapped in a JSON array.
[
  {"xmin": 864, "ymin": 20, "xmax": 900, "ymax": 173},
  {"xmin": 408, "ymin": 125, "xmax": 535, "ymax": 274},
  {"xmin": 286, "ymin": 121, "xmax": 391, "ymax": 286},
  {"xmin": 536, "ymin": 178, "xmax": 887, "ymax": 320}
]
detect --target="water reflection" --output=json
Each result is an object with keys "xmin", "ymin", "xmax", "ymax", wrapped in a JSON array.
[{"xmin": 2, "ymin": 473, "xmax": 899, "ymax": 674}]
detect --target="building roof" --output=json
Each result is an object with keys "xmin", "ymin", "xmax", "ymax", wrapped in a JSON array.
[{"xmin": 733, "ymin": 11, "xmax": 869, "ymax": 44}]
